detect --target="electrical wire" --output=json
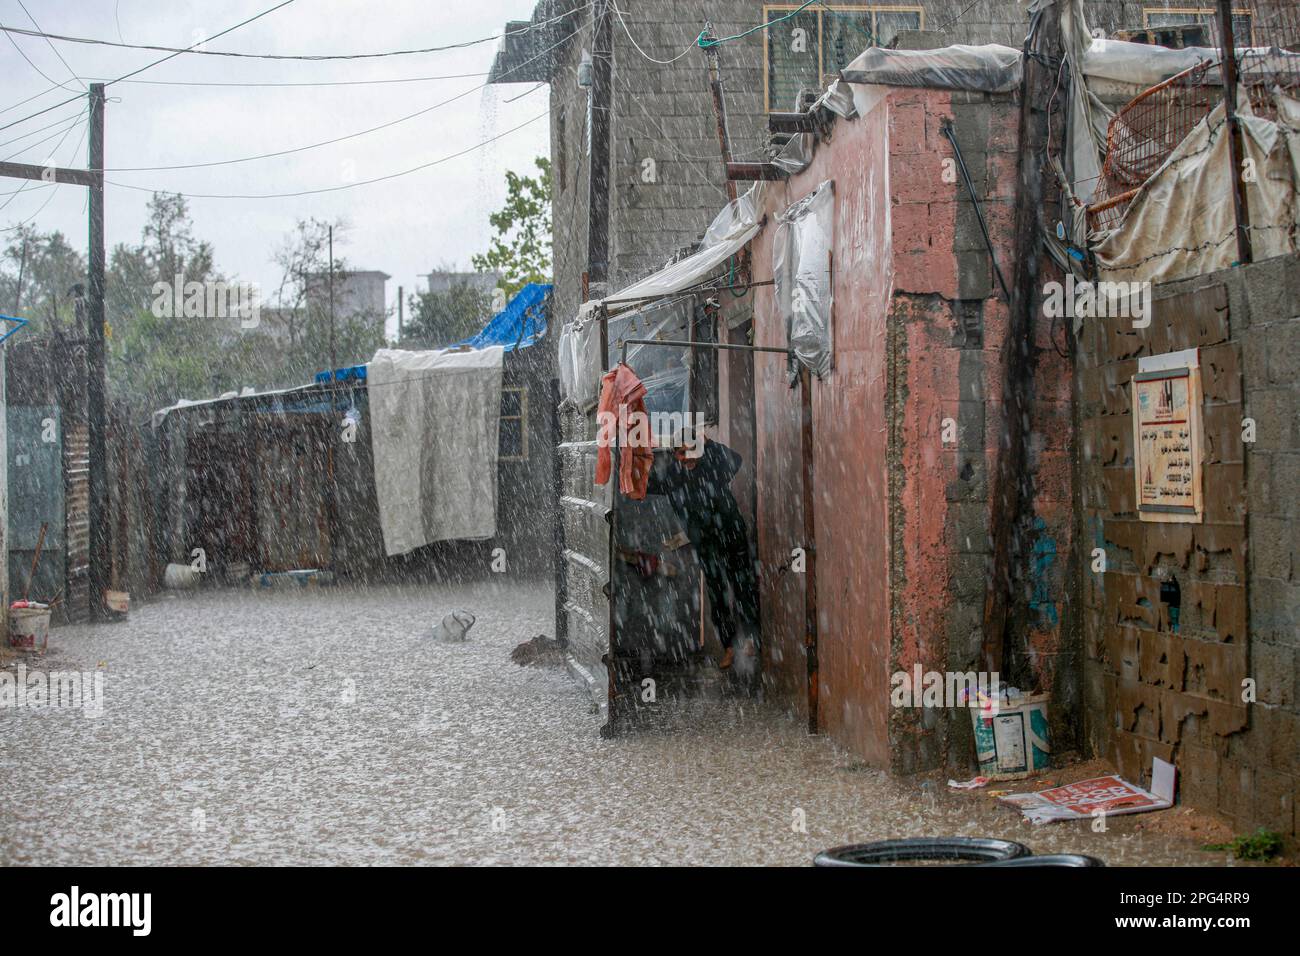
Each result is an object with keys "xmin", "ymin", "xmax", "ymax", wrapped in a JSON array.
[
  {"xmin": 0, "ymin": 106, "xmax": 86, "ymax": 151},
  {"xmin": 96, "ymin": 17, "xmax": 577, "ymax": 174},
  {"xmin": 103, "ymin": 105, "xmax": 557, "ymax": 200},
  {"xmin": 0, "ymin": 0, "xmax": 299, "ymax": 135},
  {"xmin": 0, "ymin": 3, "xmax": 584, "ymax": 63},
  {"xmin": 1, "ymin": 113, "xmax": 87, "ymax": 162},
  {"xmin": 697, "ymin": 0, "xmax": 817, "ymax": 48},
  {"xmin": 18, "ymin": 0, "xmax": 86, "ymax": 90},
  {"xmin": 0, "ymin": 104, "xmax": 88, "ymax": 227},
  {"xmin": 611, "ymin": 3, "xmax": 695, "ymax": 64},
  {"xmin": 4, "ymin": 28, "xmax": 81, "ymax": 94},
  {"xmin": 73, "ymin": 71, "xmax": 491, "ymax": 89}
]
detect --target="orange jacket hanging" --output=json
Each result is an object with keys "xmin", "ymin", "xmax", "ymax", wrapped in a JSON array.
[{"xmin": 595, "ymin": 362, "xmax": 653, "ymax": 500}]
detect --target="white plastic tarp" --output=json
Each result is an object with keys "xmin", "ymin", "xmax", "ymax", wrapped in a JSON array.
[
  {"xmin": 839, "ymin": 44, "xmax": 1024, "ymax": 94},
  {"xmin": 607, "ymin": 186, "xmax": 763, "ymax": 304},
  {"xmin": 368, "ymin": 346, "xmax": 504, "ymax": 555},
  {"xmin": 558, "ymin": 186, "xmax": 763, "ymax": 408},
  {"xmin": 1092, "ymin": 96, "xmax": 1300, "ymax": 284},
  {"xmin": 774, "ymin": 180, "xmax": 835, "ymax": 379}
]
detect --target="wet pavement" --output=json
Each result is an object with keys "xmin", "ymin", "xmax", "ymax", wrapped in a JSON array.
[{"xmin": 1, "ymin": 581, "xmax": 1228, "ymax": 865}]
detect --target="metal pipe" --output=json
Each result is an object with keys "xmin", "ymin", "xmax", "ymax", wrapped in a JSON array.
[
  {"xmin": 1217, "ymin": 0, "xmax": 1253, "ymax": 264},
  {"xmin": 616, "ymin": 337, "xmax": 792, "ymax": 366},
  {"xmin": 940, "ymin": 119, "xmax": 1012, "ymax": 301}
]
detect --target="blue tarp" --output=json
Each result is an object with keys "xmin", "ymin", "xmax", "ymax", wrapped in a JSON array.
[
  {"xmin": 454, "ymin": 282, "xmax": 551, "ymax": 352},
  {"xmin": 311, "ymin": 283, "xmax": 551, "ymax": 382}
]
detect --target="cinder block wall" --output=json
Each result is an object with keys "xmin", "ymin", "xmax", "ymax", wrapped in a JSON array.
[
  {"xmin": 1077, "ymin": 253, "xmax": 1300, "ymax": 838},
  {"xmin": 885, "ymin": 86, "xmax": 1076, "ymax": 773},
  {"xmin": 548, "ymin": 1, "xmax": 1041, "ymax": 329},
  {"xmin": 738, "ymin": 84, "xmax": 1073, "ymax": 771}
]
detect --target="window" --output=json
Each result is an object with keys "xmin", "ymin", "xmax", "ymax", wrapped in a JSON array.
[
  {"xmin": 764, "ymin": 4, "xmax": 924, "ymax": 112},
  {"xmin": 499, "ymin": 387, "xmax": 528, "ymax": 461},
  {"xmin": 1143, "ymin": 8, "xmax": 1253, "ymax": 45}
]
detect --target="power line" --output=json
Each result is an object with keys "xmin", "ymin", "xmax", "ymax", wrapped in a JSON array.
[
  {"xmin": 0, "ymin": 0, "xmax": 299, "ymax": 134},
  {"xmin": 0, "ymin": 106, "xmax": 86, "ymax": 151},
  {"xmin": 95, "ymin": 17, "xmax": 576, "ymax": 174},
  {"xmin": 1, "ymin": 114, "xmax": 86, "ymax": 162},
  {"xmin": 0, "ymin": 4, "xmax": 584, "ymax": 64},
  {"xmin": 104, "ymin": 105, "xmax": 557, "ymax": 201},
  {"xmin": 74, "ymin": 71, "xmax": 491, "ymax": 89},
  {"xmin": 0, "ymin": 103, "xmax": 88, "ymax": 224},
  {"xmin": 4, "ymin": 27, "xmax": 81, "ymax": 94},
  {"xmin": 18, "ymin": 0, "xmax": 86, "ymax": 90},
  {"xmin": 697, "ymin": 0, "xmax": 818, "ymax": 48},
  {"xmin": 611, "ymin": 3, "xmax": 695, "ymax": 64}
]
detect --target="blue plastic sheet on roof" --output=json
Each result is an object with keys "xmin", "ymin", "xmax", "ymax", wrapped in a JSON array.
[
  {"xmin": 454, "ymin": 282, "xmax": 551, "ymax": 352},
  {"xmin": 314, "ymin": 364, "xmax": 368, "ymax": 384}
]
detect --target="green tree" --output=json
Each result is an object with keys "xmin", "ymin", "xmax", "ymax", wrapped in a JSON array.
[
  {"xmin": 402, "ymin": 281, "xmax": 492, "ymax": 350},
  {"xmin": 0, "ymin": 225, "xmax": 86, "ymax": 327},
  {"xmin": 471, "ymin": 156, "xmax": 552, "ymax": 297}
]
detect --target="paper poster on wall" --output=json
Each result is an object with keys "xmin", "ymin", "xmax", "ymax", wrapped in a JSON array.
[{"xmin": 1132, "ymin": 348, "xmax": 1203, "ymax": 523}]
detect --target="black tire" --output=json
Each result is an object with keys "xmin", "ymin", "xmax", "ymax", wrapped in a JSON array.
[
  {"xmin": 979, "ymin": 854, "xmax": 1105, "ymax": 867},
  {"xmin": 813, "ymin": 837, "xmax": 1032, "ymax": 867}
]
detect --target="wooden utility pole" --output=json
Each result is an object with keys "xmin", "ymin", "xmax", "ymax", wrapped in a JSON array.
[
  {"xmin": 1217, "ymin": 0, "xmax": 1253, "ymax": 264},
  {"xmin": 328, "ymin": 224, "xmax": 337, "ymax": 378},
  {"xmin": 586, "ymin": 0, "xmax": 613, "ymax": 300},
  {"xmin": 701, "ymin": 22, "xmax": 739, "ymax": 205},
  {"xmin": 396, "ymin": 284, "xmax": 404, "ymax": 341},
  {"xmin": 13, "ymin": 237, "xmax": 28, "ymax": 314},
  {"xmin": 0, "ymin": 94, "xmax": 107, "ymax": 622},
  {"xmin": 87, "ymin": 83, "xmax": 110, "ymax": 619}
]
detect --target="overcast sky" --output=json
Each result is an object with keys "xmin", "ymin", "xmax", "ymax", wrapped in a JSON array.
[{"xmin": 0, "ymin": 0, "xmax": 550, "ymax": 336}]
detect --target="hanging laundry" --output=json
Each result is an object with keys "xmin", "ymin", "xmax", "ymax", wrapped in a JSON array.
[{"xmin": 595, "ymin": 362, "xmax": 654, "ymax": 500}]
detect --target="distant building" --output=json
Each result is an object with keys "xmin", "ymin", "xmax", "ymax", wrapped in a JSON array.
[
  {"xmin": 422, "ymin": 270, "xmax": 502, "ymax": 296},
  {"xmin": 305, "ymin": 269, "xmax": 390, "ymax": 328}
]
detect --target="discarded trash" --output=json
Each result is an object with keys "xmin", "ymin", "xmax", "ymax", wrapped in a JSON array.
[
  {"xmin": 433, "ymin": 610, "xmax": 476, "ymax": 642},
  {"xmin": 253, "ymin": 569, "xmax": 335, "ymax": 589},
  {"xmin": 948, "ymin": 776, "xmax": 991, "ymax": 790},
  {"xmin": 8, "ymin": 603, "xmax": 51, "ymax": 652},
  {"xmin": 164, "ymin": 563, "xmax": 200, "ymax": 589},
  {"xmin": 998, "ymin": 773, "xmax": 1172, "ymax": 825},
  {"xmin": 511, "ymin": 634, "xmax": 565, "ymax": 667},
  {"xmin": 104, "ymin": 590, "xmax": 130, "ymax": 619},
  {"xmin": 970, "ymin": 689, "xmax": 1051, "ymax": 780},
  {"xmin": 814, "ymin": 837, "xmax": 1031, "ymax": 867}
]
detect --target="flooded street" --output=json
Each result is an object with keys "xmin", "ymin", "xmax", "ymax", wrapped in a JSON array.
[{"xmin": 0, "ymin": 581, "xmax": 1228, "ymax": 867}]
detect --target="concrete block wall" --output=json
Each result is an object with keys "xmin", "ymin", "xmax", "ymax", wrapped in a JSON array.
[
  {"xmin": 546, "ymin": 1, "xmax": 1048, "ymax": 329},
  {"xmin": 885, "ymin": 86, "xmax": 1075, "ymax": 773},
  {"xmin": 1077, "ymin": 254, "xmax": 1300, "ymax": 838}
]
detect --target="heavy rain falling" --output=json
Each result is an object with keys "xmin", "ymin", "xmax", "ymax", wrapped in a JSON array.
[{"xmin": 0, "ymin": 0, "xmax": 1296, "ymax": 911}]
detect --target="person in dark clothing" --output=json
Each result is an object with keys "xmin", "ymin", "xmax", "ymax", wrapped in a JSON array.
[{"xmin": 646, "ymin": 437, "xmax": 760, "ymax": 670}]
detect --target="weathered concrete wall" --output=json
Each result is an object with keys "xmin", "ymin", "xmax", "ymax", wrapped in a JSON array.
[
  {"xmin": 744, "ymin": 87, "xmax": 896, "ymax": 761},
  {"xmin": 734, "ymin": 84, "xmax": 1065, "ymax": 770},
  {"xmin": 884, "ymin": 86, "xmax": 1075, "ymax": 773},
  {"xmin": 1078, "ymin": 253, "xmax": 1300, "ymax": 837},
  {"xmin": 547, "ymin": 0, "xmax": 1045, "ymax": 328}
]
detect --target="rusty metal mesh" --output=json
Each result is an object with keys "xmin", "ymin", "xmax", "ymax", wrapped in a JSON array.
[{"xmin": 1087, "ymin": 2, "xmax": 1300, "ymax": 234}]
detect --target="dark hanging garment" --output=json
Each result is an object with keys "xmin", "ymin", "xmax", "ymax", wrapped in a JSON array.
[{"xmin": 647, "ymin": 440, "xmax": 760, "ymax": 650}]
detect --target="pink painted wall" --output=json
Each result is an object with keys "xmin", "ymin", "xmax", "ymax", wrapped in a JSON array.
[{"xmin": 730, "ymin": 85, "xmax": 1070, "ymax": 770}]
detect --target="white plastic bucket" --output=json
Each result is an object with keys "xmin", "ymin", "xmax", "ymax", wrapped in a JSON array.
[
  {"xmin": 433, "ymin": 610, "xmax": 476, "ymax": 642},
  {"xmin": 9, "ymin": 606, "xmax": 51, "ymax": 652},
  {"xmin": 164, "ymin": 563, "xmax": 200, "ymax": 589}
]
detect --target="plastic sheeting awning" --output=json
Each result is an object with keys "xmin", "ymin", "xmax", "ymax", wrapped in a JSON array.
[{"xmin": 604, "ymin": 187, "xmax": 763, "ymax": 305}]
